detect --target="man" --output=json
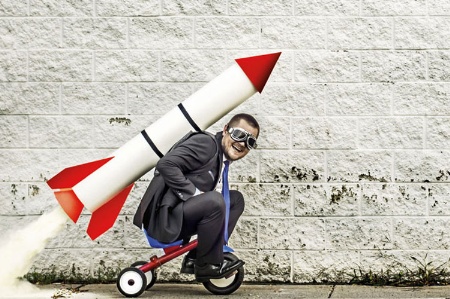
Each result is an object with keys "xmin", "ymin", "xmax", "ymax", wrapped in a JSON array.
[{"xmin": 133, "ymin": 113, "xmax": 259, "ymax": 282}]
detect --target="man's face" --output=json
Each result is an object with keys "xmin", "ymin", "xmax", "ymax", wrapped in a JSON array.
[{"xmin": 221, "ymin": 119, "xmax": 259, "ymax": 161}]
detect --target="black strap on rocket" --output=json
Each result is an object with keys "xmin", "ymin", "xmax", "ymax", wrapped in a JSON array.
[
  {"xmin": 141, "ymin": 103, "xmax": 201, "ymax": 158},
  {"xmin": 177, "ymin": 103, "xmax": 201, "ymax": 132},
  {"xmin": 141, "ymin": 130, "xmax": 164, "ymax": 158}
]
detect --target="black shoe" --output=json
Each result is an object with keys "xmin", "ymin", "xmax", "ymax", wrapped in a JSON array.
[
  {"xmin": 194, "ymin": 259, "xmax": 245, "ymax": 282},
  {"xmin": 180, "ymin": 256, "xmax": 196, "ymax": 274}
]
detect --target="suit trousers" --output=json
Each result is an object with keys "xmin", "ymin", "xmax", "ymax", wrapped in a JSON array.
[{"xmin": 177, "ymin": 190, "xmax": 245, "ymax": 265}]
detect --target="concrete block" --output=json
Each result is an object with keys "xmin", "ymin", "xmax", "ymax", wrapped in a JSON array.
[
  {"xmin": 394, "ymin": 83, "xmax": 450, "ymax": 115},
  {"xmin": 0, "ymin": 18, "xmax": 61, "ymax": 49},
  {"xmin": 257, "ymin": 116, "xmax": 290, "ymax": 149},
  {"xmin": 361, "ymin": 51, "xmax": 426, "ymax": 82},
  {"xmin": 429, "ymin": 51, "xmax": 450, "ymax": 81},
  {"xmin": 292, "ymin": 117, "xmax": 358, "ymax": 149},
  {"xmin": 29, "ymin": 116, "xmax": 94, "ymax": 148},
  {"xmin": 0, "ymin": 149, "xmax": 59, "ymax": 182},
  {"xmin": 0, "ymin": 182, "xmax": 56, "ymax": 216},
  {"xmin": 427, "ymin": 117, "xmax": 450, "ymax": 148},
  {"xmin": 230, "ymin": 217, "xmax": 258, "ymax": 249},
  {"xmin": 295, "ymin": 184, "xmax": 359, "ymax": 216},
  {"xmin": 0, "ymin": 83, "xmax": 60, "ymax": 115},
  {"xmin": 0, "ymin": 115, "xmax": 28, "ymax": 148},
  {"xmin": 429, "ymin": 183, "xmax": 450, "ymax": 216},
  {"xmin": 428, "ymin": 0, "xmax": 450, "ymax": 15},
  {"xmin": 61, "ymin": 83, "xmax": 126, "ymax": 115},
  {"xmin": 393, "ymin": 83, "xmax": 430, "ymax": 115},
  {"xmin": 29, "ymin": 50, "xmax": 92, "ymax": 82},
  {"xmin": 29, "ymin": 0, "xmax": 93, "ymax": 16},
  {"xmin": 395, "ymin": 17, "xmax": 431, "ymax": 49},
  {"xmin": 129, "ymin": 17, "xmax": 193, "ymax": 49},
  {"xmin": 63, "ymin": 18, "xmax": 127, "ymax": 49},
  {"xmin": 359, "ymin": 117, "xmax": 424, "ymax": 149},
  {"xmin": 328, "ymin": 18, "xmax": 392, "ymax": 50},
  {"xmin": 0, "ymin": 1, "xmax": 27, "ymax": 16},
  {"xmin": 327, "ymin": 150, "xmax": 392, "ymax": 183},
  {"xmin": 427, "ymin": 84, "xmax": 450, "ymax": 114},
  {"xmin": 325, "ymin": 217, "xmax": 393, "ymax": 250},
  {"xmin": 230, "ymin": 0, "xmax": 293, "ymax": 16},
  {"xmin": 195, "ymin": 18, "xmax": 259, "ymax": 49},
  {"xmin": 394, "ymin": 150, "xmax": 450, "ymax": 183},
  {"xmin": 240, "ymin": 249, "xmax": 292, "ymax": 282},
  {"xmin": 95, "ymin": 50, "xmax": 158, "ymax": 82},
  {"xmin": 161, "ymin": 50, "xmax": 227, "ymax": 82},
  {"xmin": 236, "ymin": 184, "xmax": 293, "ymax": 216},
  {"xmin": 0, "ymin": 51, "xmax": 27, "ymax": 81},
  {"xmin": 295, "ymin": 0, "xmax": 359, "ymax": 16},
  {"xmin": 293, "ymin": 250, "xmax": 360, "ymax": 283},
  {"xmin": 162, "ymin": 0, "xmax": 226, "ymax": 15},
  {"xmin": 295, "ymin": 51, "xmax": 359, "ymax": 82},
  {"xmin": 393, "ymin": 218, "xmax": 450, "ymax": 250},
  {"xmin": 0, "ymin": 183, "xmax": 28, "ymax": 216},
  {"xmin": 29, "ymin": 248, "xmax": 92, "ymax": 279},
  {"xmin": 91, "ymin": 115, "xmax": 152, "ymax": 148},
  {"xmin": 260, "ymin": 83, "xmax": 326, "ymax": 116},
  {"xmin": 261, "ymin": 17, "xmax": 327, "ymax": 49},
  {"xmin": 259, "ymin": 218, "xmax": 330, "ymax": 250},
  {"xmin": 128, "ymin": 83, "xmax": 194, "ymax": 115},
  {"xmin": 326, "ymin": 83, "xmax": 392, "ymax": 115},
  {"xmin": 96, "ymin": 0, "xmax": 159, "ymax": 17},
  {"xmin": 361, "ymin": 0, "xmax": 427, "ymax": 16},
  {"xmin": 261, "ymin": 150, "xmax": 325, "ymax": 183},
  {"xmin": 359, "ymin": 250, "xmax": 425, "ymax": 272},
  {"xmin": 429, "ymin": 18, "xmax": 450, "ymax": 49},
  {"xmin": 227, "ymin": 158, "xmax": 258, "ymax": 187},
  {"xmin": 361, "ymin": 183, "xmax": 428, "ymax": 216}
]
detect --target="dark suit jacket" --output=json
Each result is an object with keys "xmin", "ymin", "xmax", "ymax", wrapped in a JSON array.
[{"xmin": 133, "ymin": 131, "xmax": 224, "ymax": 243}]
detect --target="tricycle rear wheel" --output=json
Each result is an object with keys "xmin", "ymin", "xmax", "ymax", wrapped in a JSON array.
[
  {"xmin": 117, "ymin": 267, "xmax": 147, "ymax": 298},
  {"xmin": 202, "ymin": 253, "xmax": 244, "ymax": 295},
  {"xmin": 130, "ymin": 261, "xmax": 157, "ymax": 290}
]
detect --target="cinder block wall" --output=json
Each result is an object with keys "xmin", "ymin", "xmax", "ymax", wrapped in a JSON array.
[{"xmin": 1, "ymin": 0, "xmax": 449, "ymax": 283}]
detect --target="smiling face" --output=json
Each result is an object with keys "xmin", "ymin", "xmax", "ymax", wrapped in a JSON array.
[{"xmin": 221, "ymin": 119, "xmax": 259, "ymax": 161}]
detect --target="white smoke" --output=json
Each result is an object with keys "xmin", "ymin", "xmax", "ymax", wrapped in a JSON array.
[{"xmin": 0, "ymin": 206, "xmax": 69, "ymax": 297}]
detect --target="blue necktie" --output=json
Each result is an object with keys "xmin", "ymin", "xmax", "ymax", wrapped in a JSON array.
[{"xmin": 221, "ymin": 160, "xmax": 230, "ymax": 243}]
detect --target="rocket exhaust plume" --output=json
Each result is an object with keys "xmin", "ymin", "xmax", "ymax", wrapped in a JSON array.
[{"xmin": 0, "ymin": 207, "xmax": 68, "ymax": 296}]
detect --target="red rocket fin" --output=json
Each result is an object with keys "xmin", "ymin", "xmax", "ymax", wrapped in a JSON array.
[
  {"xmin": 47, "ymin": 157, "xmax": 114, "ymax": 189},
  {"xmin": 54, "ymin": 189, "xmax": 84, "ymax": 223},
  {"xmin": 47, "ymin": 157, "xmax": 114, "ymax": 223},
  {"xmin": 235, "ymin": 52, "xmax": 281, "ymax": 93},
  {"xmin": 86, "ymin": 183, "xmax": 134, "ymax": 240}
]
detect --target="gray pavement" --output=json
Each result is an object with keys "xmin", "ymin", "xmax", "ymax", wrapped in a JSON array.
[{"xmin": 1, "ymin": 283, "xmax": 449, "ymax": 299}]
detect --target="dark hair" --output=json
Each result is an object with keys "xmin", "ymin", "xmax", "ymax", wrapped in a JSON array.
[{"xmin": 228, "ymin": 113, "xmax": 260, "ymax": 138}]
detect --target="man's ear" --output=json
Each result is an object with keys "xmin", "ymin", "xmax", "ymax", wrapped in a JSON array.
[{"xmin": 223, "ymin": 124, "xmax": 229, "ymax": 135}]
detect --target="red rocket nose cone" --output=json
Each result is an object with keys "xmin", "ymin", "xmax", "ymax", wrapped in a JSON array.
[{"xmin": 235, "ymin": 52, "xmax": 281, "ymax": 93}]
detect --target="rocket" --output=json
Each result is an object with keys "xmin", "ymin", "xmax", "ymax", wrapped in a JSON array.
[{"xmin": 47, "ymin": 52, "xmax": 281, "ymax": 240}]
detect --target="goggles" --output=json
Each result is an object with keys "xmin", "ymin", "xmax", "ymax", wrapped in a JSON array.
[{"xmin": 227, "ymin": 127, "xmax": 258, "ymax": 150}]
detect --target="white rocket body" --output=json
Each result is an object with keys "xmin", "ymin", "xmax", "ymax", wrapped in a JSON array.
[
  {"xmin": 47, "ymin": 52, "xmax": 281, "ymax": 239},
  {"xmin": 75, "ymin": 64, "xmax": 255, "ymax": 212}
]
